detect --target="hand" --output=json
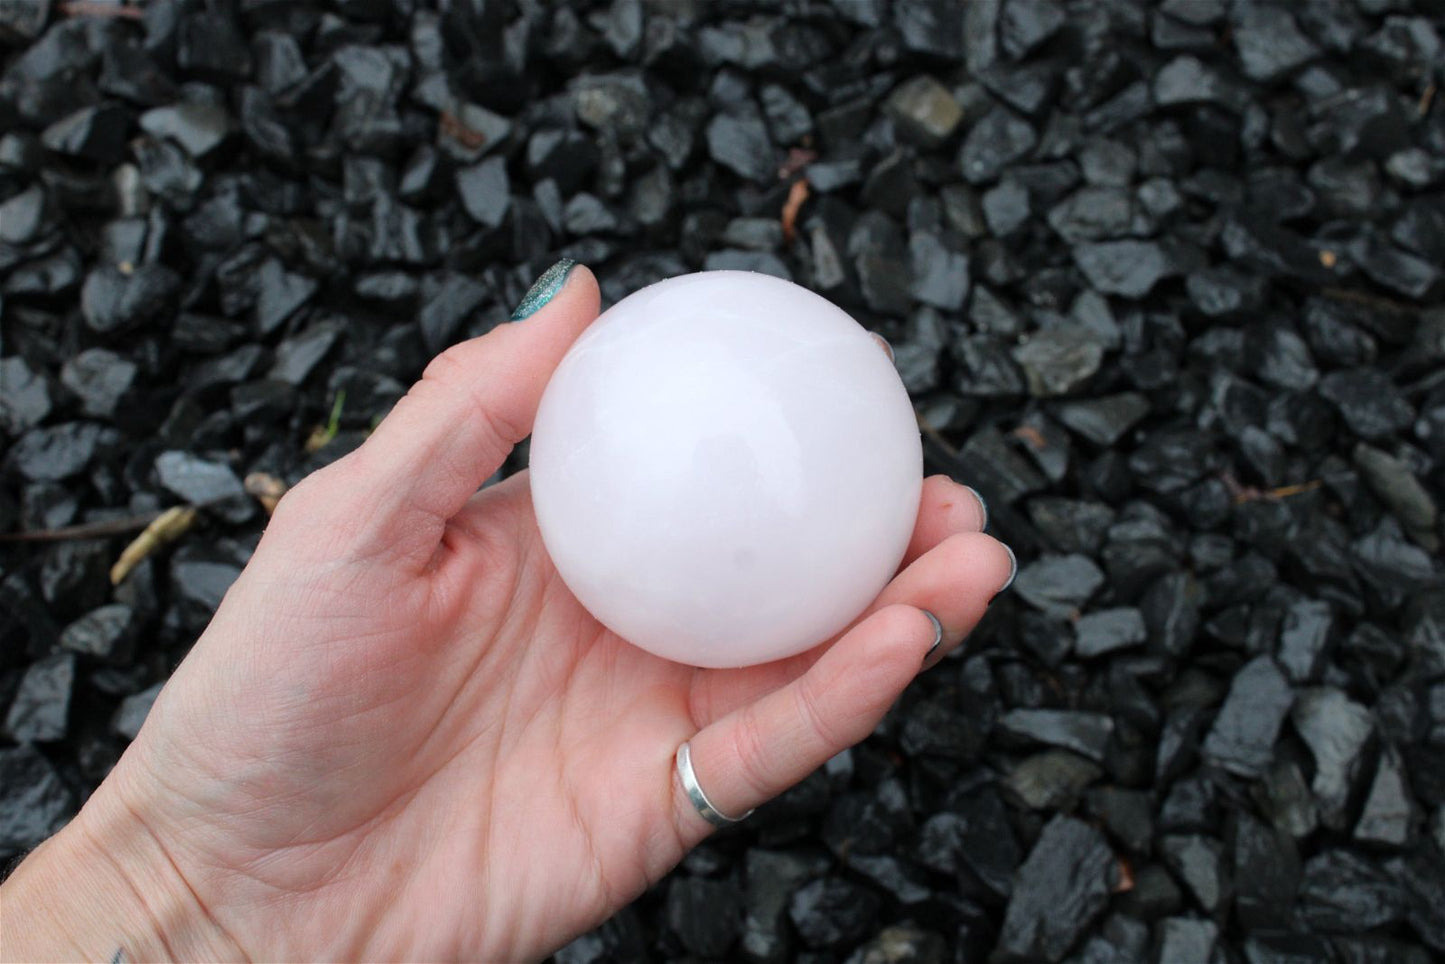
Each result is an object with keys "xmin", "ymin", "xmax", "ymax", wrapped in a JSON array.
[{"xmin": 1, "ymin": 264, "xmax": 1014, "ymax": 962}]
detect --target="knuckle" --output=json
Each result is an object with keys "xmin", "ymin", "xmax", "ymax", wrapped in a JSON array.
[
  {"xmin": 793, "ymin": 676, "xmax": 843, "ymax": 751},
  {"xmin": 730, "ymin": 708, "xmax": 775, "ymax": 800},
  {"xmin": 420, "ymin": 349, "xmax": 527, "ymax": 451}
]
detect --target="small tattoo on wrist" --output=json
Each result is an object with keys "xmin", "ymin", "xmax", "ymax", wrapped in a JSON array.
[{"xmin": 110, "ymin": 948, "xmax": 126, "ymax": 964}]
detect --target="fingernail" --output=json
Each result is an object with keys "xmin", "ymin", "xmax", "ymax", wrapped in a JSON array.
[
  {"xmin": 997, "ymin": 544, "xmax": 1017, "ymax": 596},
  {"xmin": 511, "ymin": 258, "xmax": 577, "ymax": 320},
  {"xmin": 962, "ymin": 483, "xmax": 988, "ymax": 530},
  {"xmin": 870, "ymin": 331, "xmax": 895, "ymax": 362},
  {"xmin": 920, "ymin": 609, "xmax": 944, "ymax": 668}
]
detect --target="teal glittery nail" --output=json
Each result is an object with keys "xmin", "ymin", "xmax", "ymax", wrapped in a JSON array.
[{"xmin": 511, "ymin": 258, "xmax": 577, "ymax": 320}]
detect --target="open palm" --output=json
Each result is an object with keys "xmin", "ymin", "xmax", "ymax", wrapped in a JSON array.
[{"xmin": 93, "ymin": 266, "xmax": 1014, "ymax": 962}]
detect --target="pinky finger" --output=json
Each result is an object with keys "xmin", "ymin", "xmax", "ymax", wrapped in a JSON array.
[{"xmin": 671, "ymin": 604, "xmax": 940, "ymax": 844}]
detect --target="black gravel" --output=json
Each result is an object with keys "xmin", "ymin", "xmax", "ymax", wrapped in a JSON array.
[{"xmin": 3, "ymin": 1, "xmax": 1445, "ymax": 962}]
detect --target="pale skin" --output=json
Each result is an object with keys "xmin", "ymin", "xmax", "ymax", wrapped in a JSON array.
[{"xmin": 0, "ymin": 266, "xmax": 1014, "ymax": 963}]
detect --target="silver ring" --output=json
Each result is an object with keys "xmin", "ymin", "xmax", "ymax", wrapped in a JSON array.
[{"xmin": 676, "ymin": 741, "xmax": 753, "ymax": 828}]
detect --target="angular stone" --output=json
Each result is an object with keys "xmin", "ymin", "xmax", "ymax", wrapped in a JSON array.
[
  {"xmin": 1231, "ymin": 5, "xmax": 1319, "ymax": 82},
  {"xmin": 706, "ymin": 105, "xmax": 778, "ymax": 184},
  {"xmin": 1352, "ymin": 234, "xmax": 1440, "ymax": 299},
  {"xmin": 1233, "ymin": 811, "xmax": 1301, "ymax": 930},
  {"xmin": 997, "ymin": 816, "xmax": 1116, "ymax": 963},
  {"xmin": 0, "ymin": 355, "xmax": 53, "ymax": 435},
  {"xmin": 10, "ymin": 422, "xmax": 108, "ymax": 482},
  {"xmin": 982, "ymin": 178, "xmax": 1030, "ymax": 237},
  {"xmin": 959, "ymin": 106, "xmax": 1037, "ymax": 184},
  {"xmin": 893, "ymin": 0, "xmax": 965, "ymax": 60},
  {"xmin": 1053, "ymin": 393, "xmax": 1150, "ymax": 447},
  {"xmin": 81, "ymin": 263, "xmax": 181, "ymax": 333},
  {"xmin": 1160, "ymin": 834, "xmax": 1230, "ymax": 914},
  {"xmin": 40, "ymin": 103, "xmax": 129, "ymax": 162},
  {"xmin": 155, "ymin": 451, "xmax": 245, "ymax": 505},
  {"xmin": 59, "ymin": 603, "xmax": 136, "ymax": 662},
  {"xmin": 847, "ymin": 925, "xmax": 947, "ymax": 964},
  {"xmin": 1013, "ymin": 554, "xmax": 1105, "ymax": 616},
  {"xmin": 1298, "ymin": 850, "xmax": 1404, "ymax": 932},
  {"xmin": 1073, "ymin": 240, "xmax": 1183, "ymax": 299},
  {"xmin": 999, "ymin": 0, "xmax": 1066, "ymax": 60},
  {"xmin": 0, "ymin": 0, "xmax": 51, "ymax": 43},
  {"xmin": 886, "ymin": 76, "xmax": 963, "ymax": 147},
  {"xmin": 139, "ymin": 101, "xmax": 231, "ymax": 157},
  {"xmin": 1153, "ymin": 56, "xmax": 1244, "ymax": 111},
  {"xmin": 0, "ymin": 744, "xmax": 76, "ymax": 851},
  {"xmin": 269, "ymin": 322, "xmax": 340, "ymax": 386},
  {"xmin": 254, "ymin": 260, "xmax": 319, "ymax": 335},
  {"xmin": 789, "ymin": 878, "xmax": 881, "ymax": 949},
  {"xmin": 1355, "ymin": 747, "xmax": 1418, "ymax": 847},
  {"xmin": 1153, "ymin": 917, "xmax": 1218, "ymax": 964},
  {"xmin": 4, "ymin": 652, "xmax": 75, "ymax": 742},
  {"xmin": 59, "ymin": 348, "xmax": 137, "ymax": 419},
  {"xmin": 456, "ymin": 156, "xmax": 510, "ymax": 228},
  {"xmin": 759, "ymin": 83, "xmax": 811, "ymax": 146},
  {"xmin": 113, "ymin": 681, "xmax": 163, "ymax": 740},
  {"xmin": 742, "ymin": 849, "xmax": 817, "ymax": 963},
  {"xmin": 997, "ymin": 708, "xmax": 1114, "ymax": 762},
  {"xmin": 666, "ymin": 876, "xmax": 742, "ymax": 958},
  {"xmin": 1398, "ymin": 847, "xmax": 1445, "ymax": 953},
  {"xmin": 1001, "ymin": 750, "xmax": 1103, "ymax": 811},
  {"xmin": 1278, "ymin": 599, "xmax": 1333, "ymax": 683},
  {"xmin": 1075, "ymin": 607, "xmax": 1147, "ymax": 658},
  {"xmin": 1012, "ymin": 328, "xmax": 1105, "ymax": 397},
  {"xmin": 1202, "ymin": 656, "xmax": 1294, "ymax": 778},
  {"xmin": 909, "ymin": 232, "xmax": 970, "ymax": 311},
  {"xmin": 0, "ymin": 184, "xmax": 46, "ymax": 244},
  {"xmin": 1048, "ymin": 186, "xmax": 1134, "ymax": 243},
  {"xmin": 1293, "ymin": 688, "xmax": 1373, "ymax": 830}
]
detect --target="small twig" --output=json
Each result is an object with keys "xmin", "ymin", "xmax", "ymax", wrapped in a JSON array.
[
  {"xmin": 60, "ymin": 1, "xmax": 144, "ymax": 19},
  {"xmin": 0, "ymin": 512, "xmax": 163, "ymax": 543},
  {"xmin": 439, "ymin": 110, "xmax": 488, "ymax": 151},
  {"xmin": 1421, "ymin": 83, "xmax": 1437, "ymax": 117},
  {"xmin": 780, "ymin": 178, "xmax": 810, "ymax": 245},
  {"xmin": 1011, "ymin": 425, "xmax": 1048, "ymax": 451},
  {"xmin": 111, "ymin": 506, "xmax": 199, "ymax": 585},
  {"xmin": 776, "ymin": 147, "xmax": 817, "ymax": 180},
  {"xmin": 1114, "ymin": 857, "xmax": 1135, "ymax": 894},
  {"xmin": 1266, "ymin": 479, "xmax": 1323, "ymax": 500},
  {"xmin": 1322, "ymin": 286, "xmax": 1423, "ymax": 316},
  {"xmin": 1221, "ymin": 471, "xmax": 1323, "ymax": 505}
]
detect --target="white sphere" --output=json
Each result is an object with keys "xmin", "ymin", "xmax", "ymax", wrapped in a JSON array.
[{"xmin": 529, "ymin": 271, "xmax": 923, "ymax": 668}]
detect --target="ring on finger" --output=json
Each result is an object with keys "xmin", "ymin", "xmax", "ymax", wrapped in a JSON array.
[{"xmin": 676, "ymin": 740, "xmax": 754, "ymax": 828}]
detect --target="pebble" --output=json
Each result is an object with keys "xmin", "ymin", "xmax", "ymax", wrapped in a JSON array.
[
  {"xmin": 996, "ymin": 816, "xmax": 1116, "ymax": 963},
  {"xmin": 1293, "ymin": 688, "xmax": 1373, "ymax": 830},
  {"xmin": 789, "ymin": 878, "xmax": 882, "ymax": 949},
  {"xmin": 0, "ymin": 744, "xmax": 76, "ymax": 852},
  {"xmin": 1074, "ymin": 607, "xmax": 1147, "ymax": 658},
  {"xmin": 1202, "ymin": 656, "xmax": 1294, "ymax": 779},
  {"xmin": 4, "ymin": 652, "xmax": 75, "ymax": 743},
  {"xmin": 1013, "ymin": 554, "xmax": 1106, "ymax": 616},
  {"xmin": 886, "ymin": 76, "xmax": 963, "ymax": 147}
]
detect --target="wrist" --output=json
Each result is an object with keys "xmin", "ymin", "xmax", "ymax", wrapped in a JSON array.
[{"xmin": 1, "ymin": 784, "xmax": 250, "ymax": 963}]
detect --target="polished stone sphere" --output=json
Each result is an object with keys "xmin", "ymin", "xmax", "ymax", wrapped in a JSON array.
[{"xmin": 529, "ymin": 271, "xmax": 922, "ymax": 668}]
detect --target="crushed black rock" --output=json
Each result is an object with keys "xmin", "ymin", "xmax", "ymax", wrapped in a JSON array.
[{"xmin": 2, "ymin": 5, "xmax": 1443, "ymax": 961}]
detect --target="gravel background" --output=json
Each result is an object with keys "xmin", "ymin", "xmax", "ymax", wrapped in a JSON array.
[{"xmin": 3, "ymin": 1, "xmax": 1445, "ymax": 962}]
